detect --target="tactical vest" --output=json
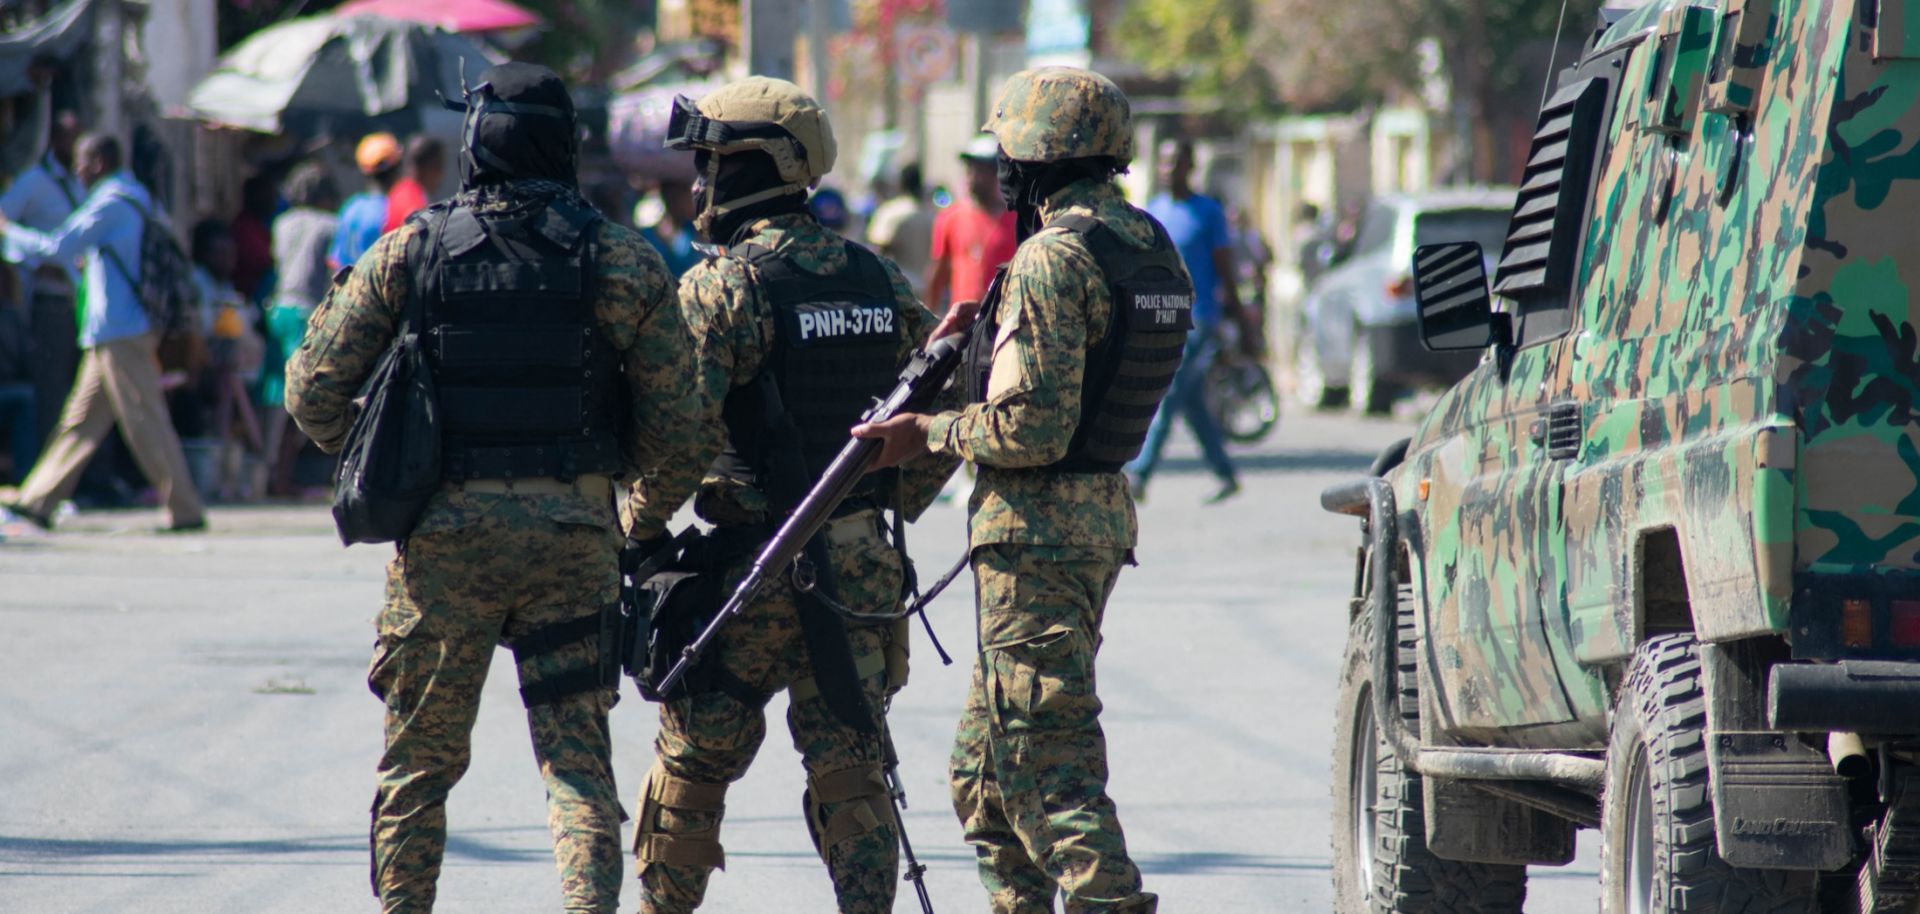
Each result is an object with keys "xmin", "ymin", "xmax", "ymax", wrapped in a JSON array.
[
  {"xmin": 410, "ymin": 195, "xmax": 627, "ymax": 482},
  {"xmin": 712, "ymin": 240, "xmax": 904, "ymax": 504},
  {"xmin": 965, "ymin": 211, "xmax": 1194, "ymax": 473}
]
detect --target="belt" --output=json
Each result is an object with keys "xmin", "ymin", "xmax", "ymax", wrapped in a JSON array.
[{"xmin": 456, "ymin": 474, "xmax": 613, "ymax": 499}]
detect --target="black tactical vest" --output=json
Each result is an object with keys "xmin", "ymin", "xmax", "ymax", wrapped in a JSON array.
[
  {"xmin": 410, "ymin": 195, "xmax": 627, "ymax": 482},
  {"xmin": 965, "ymin": 211, "xmax": 1194, "ymax": 473},
  {"xmin": 712, "ymin": 240, "xmax": 904, "ymax": 503}
]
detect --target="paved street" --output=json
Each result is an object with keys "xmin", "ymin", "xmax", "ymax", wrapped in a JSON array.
[{"xmin": 0, "ymin": 410, "xmax": 1600, "ymax": 913}]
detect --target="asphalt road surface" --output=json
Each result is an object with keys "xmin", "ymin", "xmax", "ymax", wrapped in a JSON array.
[{"xmin": 0, "ymin": 410, "xmax": 1601, "ymax": 912}]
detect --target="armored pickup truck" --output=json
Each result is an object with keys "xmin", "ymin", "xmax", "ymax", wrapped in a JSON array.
[{"xmin": 1324, "ymin": 2, "xmax": 1920, "ymax": 911}]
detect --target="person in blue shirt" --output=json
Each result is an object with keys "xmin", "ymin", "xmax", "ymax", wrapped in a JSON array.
[
  {"xmin": 0, "ymin": 133, "xmax": 206, "ymax": 532},
  {"xmin": 328, "ymin": 132, "xmax": 403, "ymax": 271},
  {"xmin": 637, "ymin": 178, "xmax": 701, "ymax": 279},
  {"xmin": 1127, "ymin": 139, "xmax": 1244, "ymax": 503},
  {"xmin": 0, "ymin": 110, "xmax": 84, "ymax": 482}
]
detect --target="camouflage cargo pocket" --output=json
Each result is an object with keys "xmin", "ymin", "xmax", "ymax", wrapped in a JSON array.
[
  {"xmin": 985, "ymin": 626, "xmax": 1097, "ymax": 734},
  {"xmin": 367, "ymin": 604, "xmax": 421, "ymax": 700},
  {"xmin": 974, "ymin": 544, "xmax": 1097, "ymax": 650}
]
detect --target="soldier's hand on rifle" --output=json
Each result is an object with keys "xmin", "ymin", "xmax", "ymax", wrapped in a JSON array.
[
  {"xmin": 852, "ymin": 413, "xmax": 933, "ymax": 471},
  {"xmin": 929, "ymin": 297, "xmax": 984, "ymax": 346}
]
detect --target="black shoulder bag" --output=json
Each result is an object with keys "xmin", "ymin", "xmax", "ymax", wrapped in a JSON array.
[{"xmin": 330, "ymin": 217, "xmax": 445, "ymax": 546}]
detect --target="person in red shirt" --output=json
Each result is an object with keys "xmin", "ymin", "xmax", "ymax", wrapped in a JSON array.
[
  {"xmin": 229, "ymin": 174, "xmax": 278, "ymax": 302},
  {"xmin": 381, "ymin": 135, "xmax": 446, "ymax": 233},
  {"xmin": 926, "ymin": 134, "xmax": 1017, "ymax": 315}
]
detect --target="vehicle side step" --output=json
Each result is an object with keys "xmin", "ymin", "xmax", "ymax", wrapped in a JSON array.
[{"xmin": 1414, "ymin": 747, "xmax": 1605, "ymax": 793}]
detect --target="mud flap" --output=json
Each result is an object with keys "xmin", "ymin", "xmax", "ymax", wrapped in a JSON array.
[
  {"xmin": 1423, "ymin": 777, "xmax": 1575, "ymax": 866},
  {"xmin": 1707, "ymin": 731, "xmax": 1853, "ymax": 870}
]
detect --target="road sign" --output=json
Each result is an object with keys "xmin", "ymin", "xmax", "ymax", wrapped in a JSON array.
[{"xmin": 897, "ymin": 24, "xmax": 957, "ymax": 85}]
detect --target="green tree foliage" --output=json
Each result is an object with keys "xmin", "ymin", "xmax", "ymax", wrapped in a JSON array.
[
  {"xmin": 1119, "ymin": 0, "xmax": 1604, "ymax": 180},
  {"xmin": 512, "ymin": 0, "xmax": 655, "ymax": 83},
  {"xmin": 1114, "ymin": 0, "xmax": 1277, "ymax": 116},
  {"xmin": 219, "ymin": 0, "xmax": 344, "ymax": 51}
]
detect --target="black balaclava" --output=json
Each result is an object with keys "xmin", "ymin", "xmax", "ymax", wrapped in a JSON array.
[
  {"xmin": 996, "ymin": 151, "xmax": 1120, "ymax": 240},
  {"xmin": 697, "ymin": 149, "xmax": 811, "ymax": 245},
  {"xmin": 457, "ymin": 62, "xmax": 579, "ymax": 191}
]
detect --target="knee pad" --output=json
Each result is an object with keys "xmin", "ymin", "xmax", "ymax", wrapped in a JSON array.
[
  {"xmin": 802, "ymin": 764, "xmax": 892, "ymax": 861},
  {"xmin": 633, "ymin": 760, "xmax": 729, "ymax": 871}
]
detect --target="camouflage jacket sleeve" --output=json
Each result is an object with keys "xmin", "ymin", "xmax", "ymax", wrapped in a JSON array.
[
  {"xmin": 285, "ymin": 228, "xmax": 414, "ymax": 453},
  {"xmin": 880, "ymin": 257, "xmax": 962, "ymax": 521},
  {"xmin": 925, "ymin": 228, "xmax": 1101, "ymax": 467},
  {"xmin": 623, "ymin": 254, "xmax": 750, "ymax": 535},
  {"xmin": 601, "ymin": 224, "xmax": 708, "ymax": 542}
]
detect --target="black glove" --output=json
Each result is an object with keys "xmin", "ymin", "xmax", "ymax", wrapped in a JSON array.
[{"xmin": 621, "ymin": 532, "xmax": 674, "ymax": 577}]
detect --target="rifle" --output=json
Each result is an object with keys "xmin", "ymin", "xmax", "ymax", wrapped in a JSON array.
[
  {"xmin": 650, "ymin": 326, "xmax": 979, "ymax": 700},
  {"xmin": 881, "ymin": 717, "xmax": 937, "ymax": 914}
]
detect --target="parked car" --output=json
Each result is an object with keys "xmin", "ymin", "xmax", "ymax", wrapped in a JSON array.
[{"xmin": 1293, "ymin": 189, "xmax": 1515, "ymax": 413}]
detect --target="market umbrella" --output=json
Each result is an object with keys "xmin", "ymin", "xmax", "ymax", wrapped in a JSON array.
[
  {"xmin": 334, "ymin": 0, "xmax": 542, "ymax": 34},
  {"xmin": 0, "ymin": 0, "xmax": 94, "ymax": 96},
  {"xmin": 186, "ymin": 13, "xmax": 499, "ymax": 136}
]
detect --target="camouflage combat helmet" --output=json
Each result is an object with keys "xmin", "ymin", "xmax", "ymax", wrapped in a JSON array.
[
  {"xmin": 665, "ymin": 77, "xmax": 836, "ymax": 234},
  {"xmin": 983, "ymin": 66, "xmax": 1133, "ymax": 165}
]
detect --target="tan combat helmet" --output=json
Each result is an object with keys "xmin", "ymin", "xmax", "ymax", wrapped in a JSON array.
[
  {"xmin": 983, "ymin": 66, "xmax": 1133, "ymax": 166},
  {"xmin": 665, "ymin": 76, "xmax": 836, "ymax": 234}
]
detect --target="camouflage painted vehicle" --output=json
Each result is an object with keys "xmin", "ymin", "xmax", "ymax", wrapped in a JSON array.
[{"xmin": 1324, "ymin": 2, "xmax": 1920, "ymax": 911}]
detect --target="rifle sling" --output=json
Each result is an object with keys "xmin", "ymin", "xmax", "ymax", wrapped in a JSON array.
[{"xmin": 754, "ymin": 369, "xmax": 877, "ymax": 734}]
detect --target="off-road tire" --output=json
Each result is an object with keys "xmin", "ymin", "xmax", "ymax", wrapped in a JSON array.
[
  {"xmin": 1600, "ymin": 634, "xmax": 1819, "ymax": 914},
  {"xmin": 1332, "ymin": 590, "xmax": 1528, "ymax": 914},
  {"xmin": 1349, "ymin": 326, "xmax": 1402, "ymax": 417},
  {"xmin": 1293, "ymin": 326, "xmax": 1347, "ymax": 410}
]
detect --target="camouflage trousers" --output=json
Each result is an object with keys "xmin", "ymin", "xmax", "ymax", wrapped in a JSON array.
[
  {"xmin": 368, "ymin": 504, "xmax": 624, "ymax": 914},
  {"xmin": 636, "ymin": 512, "xmax": 905, "ymax": 914},
  {"xmin": 950, "ymin": 544, "xmax": 1157, "ymax": 914}
]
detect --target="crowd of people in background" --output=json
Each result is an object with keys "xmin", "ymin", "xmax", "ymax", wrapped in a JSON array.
[
  {"xmin": 0, "ymin": 114, "xmax": 1274, "ymax": 531},
  {"xmin": 0, "ymin": 118, "xmax": 458, "ymax": 531}
]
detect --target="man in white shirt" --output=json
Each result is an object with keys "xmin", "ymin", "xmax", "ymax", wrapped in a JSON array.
[{"xmin": 863, "ymin": 162, "xmax": 935, "ymax": 298}]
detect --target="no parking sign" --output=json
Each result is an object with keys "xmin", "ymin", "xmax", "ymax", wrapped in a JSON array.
[{"xmin": 896, "ymin": 24, "xmax": 956, "ymax": 86}]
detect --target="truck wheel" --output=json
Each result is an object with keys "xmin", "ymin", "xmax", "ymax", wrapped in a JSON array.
[
  {"xmin": 1333, "ymin": 594, "xmax": 1527, "ymax": 913},
  {"xmin": 1349, "ymin": 326, "xmax": 1402, "ymax": 417},
  {"xmin": 1293, "ymin": 327, "xmax": 1346, "ymax": 410},
  {"xmin": 1600, "ymin": 634, "xmax": 1818, "ymax": 914}
]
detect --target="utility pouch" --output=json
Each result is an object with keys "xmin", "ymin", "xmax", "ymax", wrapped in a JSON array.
[{"xmin": 627, "ymin": 569, "xmax": 721, "ymax": 702}]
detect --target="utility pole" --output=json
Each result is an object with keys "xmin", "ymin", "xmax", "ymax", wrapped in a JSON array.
[
  {"xmin": 808, "ymin": 0, "xmax": 832, "ymax": 99},
  {"xmin": 743, "ymin": 0, "xmax": 801, "ymax": 80}
]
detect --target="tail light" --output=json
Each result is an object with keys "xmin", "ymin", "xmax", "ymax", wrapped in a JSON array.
[
  {"xmin": 1789, "ymin": 577, "xmax": 1920, "ymax": 658},
  {"xmin": 1387, "ymin": 275, "xmax": 1414, "ymax": 299},
  {"xmin": 1892, "ymin": 599, "xmax": 1920, "ymax": 646}
]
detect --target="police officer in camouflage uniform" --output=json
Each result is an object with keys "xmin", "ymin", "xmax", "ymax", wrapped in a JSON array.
[
  {"xmin": 285, "ymin": 63, "xmax": 706, "ymax": 914},
  {"xmin": 622, "ymin": 76, "xmax": 957, "ymax": 914},
  {"xmin": 855, "ymin": 67, "xmax": 1185, "ymax": 914}
]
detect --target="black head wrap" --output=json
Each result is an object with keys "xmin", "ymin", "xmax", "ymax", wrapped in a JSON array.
[
  {"xmin": 695, "ymin": 149, "xmax": 810, "ymax": 245},
  {"xmin": 996, "ymin": 151, "xmax": 1121, "ymax": 240},
  {"xmin": 454, "ymin": 62, "xmax": 580, "ymax": 190}
]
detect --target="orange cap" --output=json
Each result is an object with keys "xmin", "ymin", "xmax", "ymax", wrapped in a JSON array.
[{"xmin": 355, "ymin": 132, "xmax": 402, "ymax": 175}]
